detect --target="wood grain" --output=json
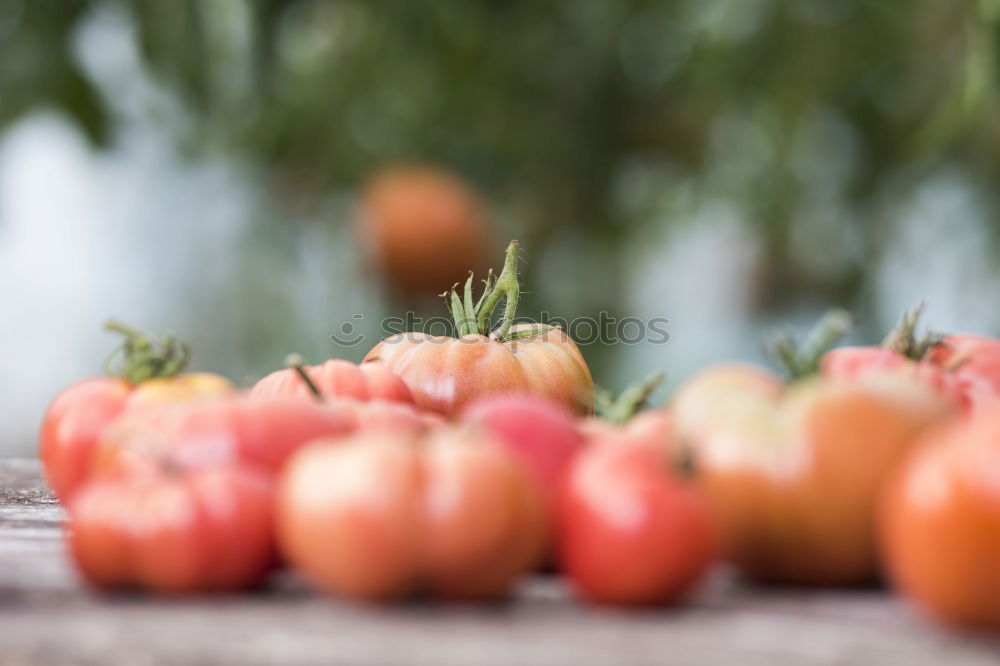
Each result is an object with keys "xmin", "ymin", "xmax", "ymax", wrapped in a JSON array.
[{"xmin": 1, "ymin": 459, "xmax": 998, "ymax": 666}]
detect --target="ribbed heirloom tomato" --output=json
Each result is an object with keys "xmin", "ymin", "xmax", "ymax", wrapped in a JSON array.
[
  {"xmin": 363, "ymin": 241, "xmax": 594, "ymax": 417},
  {"xmin": 881, "ymin": 414, "xmax": 1000, "ymax": 630},
  {"xmin": 277, "ymin": 426, "xmax": 548, "ymax": 601},
  {"xmin": 40, "ymin": 322, "xmax": 233, "ymax": 500},
  {"xmin": 671, "ymin": 312, "xmax": 956, "ymax": 585},
  {"xmin": 69, "ymin": 465, "xmax": 274, "ymax": 593},
  {"xmin": 250, "ymin": 357, "xmax": 413, "ymax": 404}
]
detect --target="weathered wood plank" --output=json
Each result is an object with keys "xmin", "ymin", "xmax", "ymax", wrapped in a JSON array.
[{"xmin": 1, "ymin": 459, "xmax": 998, "ymax": 666}]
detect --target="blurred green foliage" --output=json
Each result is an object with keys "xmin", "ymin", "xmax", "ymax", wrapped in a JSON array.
[{"xmin": 3, "ymin": 0, "xmax": 1000, "ymax": 313}]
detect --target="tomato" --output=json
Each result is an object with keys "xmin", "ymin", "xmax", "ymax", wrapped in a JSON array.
[
  {"xmin": 579, "ymin": 372, "xmax": 671, "ymax": 444},
  {"xmin": 579, "ymin": 409, "xmax": 674, "ymax": 457},
  {"xmin": 68, "ymin": 465, "xmax": 274, "ymax": 593},
  {"xmin": 40, "ymin": 322, "xmax": 233, "ymax": 500},
  {"xmin": 363, "ymin": 241, "xmax": 594, "ymax": 416},
  {"xmin": 463, "ymin": 395, "xmax": 585, "ymax": 513},
  {"xmin": 250, "ymin": 358, "xmax": 413, "ymax": 405},
  {"xmin": 822, "ymin": 347, "xmax": 965, "ymax": 407},
  {"xmin": 927, "ymin": 334, "xmax": 1000, "ymax": 410},
  {"xmin": 277, "ymin": 426, "xmax": 547, "ymax": 601},
  {"xmin": 559, "ymin": 437, "xmax": 716, "ymax": 605},
  {"xmin": 92, "ymin": 396, "xmax": 357, "ymax": 481},
  {"xmin": 672, "ymin": 363, "xmax": 955, "ymax": 585},
  {"xmin": 345, "ymin": 397, "xmax": 445, "ymax": 432},
  {"xmin": 357, "ymin": 165, "xmax": 494, "ymax": 298},
  {"xmin": 881, "ymin": 414, "xmax": 1000, "ymax": 630},
  {"xmin": 821, "ymin": 309, "xmax": 986, "ymax": 409}
]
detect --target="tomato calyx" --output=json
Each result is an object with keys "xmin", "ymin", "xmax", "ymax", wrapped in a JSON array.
[
  {"xmin": 881, "ymin": 304, "xmax": 943, "ymax": 362},
  {"xmin": 595, "ymin": 372, "xmax": 665, "ymax": 425},
  {"xmin": 103, "ymin": 320, "xmax": 191, "ymax": 385},
  {"xmin": 441, "ymin": 240, "xmax": 548, "ymax": 344},
  {"xmin": 769, "ymin": 309, "xmax": 852, "ymax": 380}
]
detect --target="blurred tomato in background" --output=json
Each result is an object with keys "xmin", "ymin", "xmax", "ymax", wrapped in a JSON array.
[{"xmin": 357, "ymin": 166, "xmax": 495, "ymax": 299}]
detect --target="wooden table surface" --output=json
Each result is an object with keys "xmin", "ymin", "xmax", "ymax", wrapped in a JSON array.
[{"xmin": 2, "ymin": 459, "xmax": 999, "ymax": 666}]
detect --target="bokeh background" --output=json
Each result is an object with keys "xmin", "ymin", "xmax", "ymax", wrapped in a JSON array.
[{"xmin": 3, "ymin": 0, "xmax": 1000, "ymax": 455}]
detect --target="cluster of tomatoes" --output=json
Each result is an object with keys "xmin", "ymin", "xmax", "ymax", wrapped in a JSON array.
[{"xmin": 37, "ymin": 244, "xmax": 1000, "ymax": 631}]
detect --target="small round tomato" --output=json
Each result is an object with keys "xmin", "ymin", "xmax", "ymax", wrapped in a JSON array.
[
  {"xmin": 363, "ymin": 242, "xmax": 594, "ymax": 416},
  {"xmin": 250, "ymin": 358, "xmax": 413, "ymax": 405},
  {"xmin": 277, "ymin": 426, "xmax": 548, "ymax": 601},
  {"xmin": 68, "ymin": 465, "xmax": 275, "ymax": 593},
  {"xmin": 39, "ymin": 323, "xmax": 233, "ymax": 500},
  {"xmin": 357, "ymin": 165, "xmax": 494, "ymax": 298},
  {"xmin": 559, "ymin": 437, "xmax": 716, "ymax": 605},
  {"xmin": 881, "ymin": 414, "xmax": 1000, "ymax": 630}
]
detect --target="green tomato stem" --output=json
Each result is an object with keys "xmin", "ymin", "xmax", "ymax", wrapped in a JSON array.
[
  {"xmin": 595, "ymin": 371, "xmax": 666, "ymax": 425},
  {"xmin": 103, "ymin": 319, "xmax": 191, "ymax": 385},
  {"xmin": 882, "ymin": 304, "xmax": 941, "ymax": 360},
  {"xmin": 769, "ymin": 309, "xmax": 852, "ymax": 380},
  {"xmin": 444, "ymin": 240, "xmax": 523, "ymax": 341},
  {"xmin": 477, "ymin": 240, "xmax": 520, "ymax": 342}
]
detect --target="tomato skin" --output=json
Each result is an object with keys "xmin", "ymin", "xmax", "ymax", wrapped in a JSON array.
[
  {"xmin": 578, "ymin": 409, "xmax": 673, "ymax": 450},
  {"xmin": 822, "ymin": 347, "xmax": 965, "ymax": 408},
  {"xmin": 672, "ymin": 364, "xmax": 955, "ymax": 585},
  {"xmin": 927, "ymin": 334, "xmax": 1000, "ymax": 410},
  {"xmin": 277, "ymin": 427, "xmax": 547, "ymax": 601},
  {"xmin": 559, "ymin": 440, "xmax": 716, "ymax": 605},
  {"xmin": 363, "ymin": 324, "xmax": 594, "ymax": 417},
  {"xmin": 881, "ymin": 415, "xmax": 1000, "ymax": 630},
  {"xmin": 68, "ymin": 466, "xmax": 275, "ymax": 593},
  {"xmin": 250, "ymin": 359, "xmax": 414, "ymax": 405},
  {"xmin": 463, "ymin": 395, "xmax": 585, "ymax": 510},
  {"xmin": 40, "ymin": 373, "xmax": 234, "ymax": 501},
  {"xmin": 671, "ymin": 364, "xmax": 784, "ymax": 445},
  {"xmin": 92, "ymin": 397, "xmax": 359, "ymax": 480},
  {"xmin": 357, "ymin": 166, "xmax": 494, "ymax": 297},
  {"xmin": 40, "ymin": 378, "xmax": 131, "ymax": 501}
]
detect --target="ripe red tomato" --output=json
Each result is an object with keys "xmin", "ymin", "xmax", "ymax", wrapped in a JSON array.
[
  {"xmin": 559, "ymin": 437, "xmax": 716, "ymax": 605},
  {"xmin": 91, "ymin": 396, "xmax": 357, "ymax": 481},
  {"xmin": 881, "ymin": 414, "xmax": 1000, "ymax": 630},
  {"xmin": 250, "ymin": 359, "xmax": 413, "ymax": 405},
  {"xmin": 363, "ymin": 241, "xmax": 594, "ymax": 416},
  {"xmin": 463, "ymin": 395, "xmax": 585, "ymax": 512},
  {"xmin": 277, "ymin": 426, "xmax": 548, "ymax": 601},
  {"xmin": 68, "ymin": 465, "xmax": 275, "ymax": 593},
  {"xmin": 357, "ymin": 165, "xmax": 494, "ymax": 298},
  {"xmin": 672, "ymin": 363, "xmax": 955, "ymax": 585},
  {"xmin": 40, "ymin": 322, "xmax": 234, "ymax": 500}
]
